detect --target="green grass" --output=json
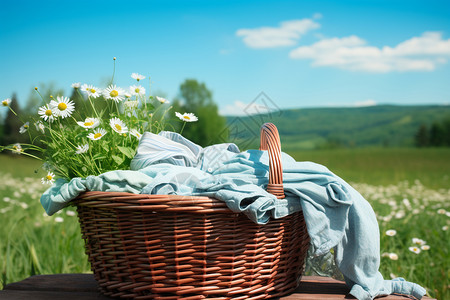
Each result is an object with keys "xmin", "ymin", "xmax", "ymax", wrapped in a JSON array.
[{"xmin": 0, "ymin": 149, "xmax": 449, "ymax": 299}]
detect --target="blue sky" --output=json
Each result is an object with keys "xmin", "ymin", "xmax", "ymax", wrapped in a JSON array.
[{"xmin": 1, "ymin": 0, "xmax": 449, "ymax": 115}]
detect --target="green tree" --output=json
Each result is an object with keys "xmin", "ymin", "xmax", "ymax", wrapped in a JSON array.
[
  {"xmin": 173, "ymin": 79, "xmax": 228, "ymax": 146},
  {"xmin": 1, "ymin": 94, "xmax": 28, "ymax": 146},
  {"xmin": 429, "ymin": 122, "xmax": 445, "ymax": 146},
  {"xmin": 414, "ymin": 124, "xmax": 429, "ymax": 147}
]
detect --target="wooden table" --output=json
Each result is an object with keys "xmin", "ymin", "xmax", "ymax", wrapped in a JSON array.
[{"xmin": 0, "ymin": 274, "xmax": 435, "ymax": 299}]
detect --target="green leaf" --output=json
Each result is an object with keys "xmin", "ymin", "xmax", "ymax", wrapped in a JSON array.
[
  {"xmin": 117, "ymin": 146, "xmax": 135, "ymax": 159},
  {"xmin": 101, "ymin": 142, "xmax": 109, "ymax": 153},
  {"xmin": 111, "ymin": 155, "xmax": 124, "ymax": 165}
]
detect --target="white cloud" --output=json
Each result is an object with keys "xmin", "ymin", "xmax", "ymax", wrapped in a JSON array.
[
  {"xmin": 236, "ymin": 18, "xmax": 320, "ymax": 49},
  {"xmin": 220, "ymin": 100, "xmax": 274, "ymax": 116},
  {"xmin": 289, "ymin": 32, "xmax": 450, "ymax": 72},
  {"xmin": 354, "ymin": 99, "xmax": 377, "ymax": 107}
]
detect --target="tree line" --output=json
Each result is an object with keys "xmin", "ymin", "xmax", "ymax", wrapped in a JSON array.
[{"xmin": 415, "ymin": 119, "xmax": 450, "ymax": 147}]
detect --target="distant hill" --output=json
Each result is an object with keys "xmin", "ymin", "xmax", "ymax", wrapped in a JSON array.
[{"xmin": 225, "ymin": 105, "xmax": 450, "ymax": 150}]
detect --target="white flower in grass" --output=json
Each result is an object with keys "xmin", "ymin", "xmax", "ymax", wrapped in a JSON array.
[
  {"xmin": 421, "ymin": 245, "xmax": 430, "ymax": 251},
  {"xmin": 412, "ymin": 238, "xmax": 426, "ymax": 246},
  {"xmin": 131, "ymin": 73, "xmax": 145, "ymax": 81},
  {"xmin": 129, "ymin": 85, "xmax": 145, "ymax": 97},
  {"xmin": 2, "ymin": 98, "xmax": 11, "ymax": 106},
  {"xmin": 385, "ymin": 229, "xmax": 397, "ymax": 237},
  {"xmin": 437, "ymin": 208, "xmax": 446, "ymax": 215},
  {"xmin": 71, "ymin": 82, "xmax": 81, "ymax": 89},
  {"xmin": 19, "ymin": 122, "xmax": 30, "ymax": 134},
  {"xmin": 388, "ymin": 253, "xmax": 399, "ymax": 260},
  {"xmin": 129, "ymin": 129, "xmax": 142, "ymax": 140},
  {"xmin": 77, "ymin": 117, "xmax": 100, "ymax": 129},
  {"xmin": 35, "ymin": 121, "xmax": 45, "ymax": 133},
  {"xmin": 124, "ymin": 100, "xmax": 139, "ymax": 110},
  {"xmin": 443, "ymin": 226, "xmax": 449, "ymax": 231},
  {"xmin": 54, "ymin": 217, "xmax": 64, "ymax": 223},
  {"xmin": 409, "ymin": 246, "xmax": 421, "ymax": 254},
  {"xmin": 109, "ymin": 117, "xmax": 128, "ymax": 134},
  {"xmin": 75, "ymin": 144, "xmax": 89, "ymax": 154},
  {"xmin": 104, "ymin": 85, "xmax": 126, "ymax": 103},
  {"xmin": 66, "ymin": 210, "xmax": 76, "ymax": 217},
  {"xmin": 87, "ymin": 128, "xmax": 107, "ymax": 141},
  {"xmin": 41, "ymin": 172, "xmax": 55, "ymax": 185},
  {"xmin": 12, "ymin": 143, "xmax": 23, "ymax": 154},
  {"xmin": 381, "ymin": 252, "xmax": 390, "ymax": 258},
  {"xmin": 156, "ymin": 96, "xmax": 169, "ymax": 104},
  {"xmin": 81, "ymin": 84, "xmax": 101, "ymax": 98},
  {"xmin": 38, "ymin": 104, "xmax": 58, "ymax": 122},
  {"xmin": 50, "ymin": 96, "xmax": 75, "ymax": 119},
  {"xmin": 175, "ymin": 112, "xmax": 198, "ymax": 122}
]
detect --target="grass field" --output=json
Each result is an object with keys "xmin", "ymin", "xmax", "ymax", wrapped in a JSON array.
[{"xmin": 0, "ymin": 149, "xmax": 449, "ymax": 299}]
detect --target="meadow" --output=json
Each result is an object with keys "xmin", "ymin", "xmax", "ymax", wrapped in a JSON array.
[{"xmin": 0, "ymin": 148, "xmax": 449, "ymax": 299}]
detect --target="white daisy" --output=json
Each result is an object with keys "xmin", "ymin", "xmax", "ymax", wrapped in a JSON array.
[
  {"xmin": 54, "ymin": 217, "xmax": 64, "ymax": 223},
  {"xmin": 81, "ymin": 84, "xmax": 102, "ymax": 98},
  {"xmin": 19, "ymin": 122, "xmax": 30, "ymax": 134},
  {"xmin": 175, "ymin": 112, "xmax": 198, "ymax": 122},
  {"xmin": 103, "ymin": 85, "xmax": 126, "ymax": 103},
  {"xmin": 129, "ymin": 129, "xmax": 142, "ymax": 140},
  {"xmin": 385, "ymin": 229, "xmax": 397, "ymax": 237},
  {"xmin": 87, "ymin": 128, "xmax": 107, "ymax": 141},
  {"xmin": 71, "ymin": 82, "xmax": 81, "ymax": 89},
  {"xmin": 409, "ymin": 246, "xmax": 421, "ymax": 254},
  {"xmin": 156, "ymin": 96, "xmax": 169, "ymax": 104},
  {"xmin": 421, "ymin": 245, "xmax": 430, "ymax": 251},
  {"xmin": 2, "ymin": 98, "xmax": 11, "ymax": 106},
  {"xmin": 129, "ymin": 85, "xmax": 146, "ymax": 97},
  {"xmin": 35, "ymin": 121, "xmax": 45, "ymax": 133},
  {"xmin": 77, "ymin": 117, "xmax": 100, "ymax": 129},
  {"xmin": 124, "ymin": 100, "xmax": 139, "ymax": 110},
  {"xmin": 388, "ymin": 253, "xmax": 398, "ymax": 260},
  {"xmin": 131, "ymin": 73, "xmax": 145, "ymax": 81},
  {"xmin": 109, "ymin": 117, "xmax": 128, "ymax": 134},
  {"xmin": 12, "ymin": 143, "xmax": 23, "ymax": 154},
  {"xmin": 75, "ymin": 143, "xmax": 89, "ymax": 154},
  {"xmin": 41, "ymin": 171, "xmax": 55, "ymax": 185},
  {"xmin": 50, "ymin": 96, "xmax": 75, "ymax": 119},
  {"xmin": 38, "ymin": 104, "xmax": 58, "ymax": 122},
  {"xmin": 412, "ymin": 238, "xmax": 426, "ymax": 246}
]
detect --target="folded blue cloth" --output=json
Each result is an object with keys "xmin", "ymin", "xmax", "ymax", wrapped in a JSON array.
[{"xmin": 40, "ymin": 131, "xmax": 426, "ymax": 300}]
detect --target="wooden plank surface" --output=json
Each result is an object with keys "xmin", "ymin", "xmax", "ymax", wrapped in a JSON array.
[{"xmin": 0, "ymin": 274, "xmax": 435, "ymax": 299}]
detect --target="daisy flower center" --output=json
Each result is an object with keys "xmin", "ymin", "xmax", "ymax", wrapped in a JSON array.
[
  {"xmin": 58, "ymin": 103, "xmax": 67, "ymax": 110},
  {"xmin": 13, "ymin": 145, "xmax": 18, "ymax": 150},
  {"xmin": 135, "ymin": 88, "xmax": 140, "ymax": 93},
  {"xmin": 184, "ymin": 116, "xmax": 191, "ymax": 120},
  {"xmin": 110, "ymin": 90, "xmax": 119, "ymax": 97},
  {"xmin": 24, "ymin": 125, "xmax": 29, "ymax": 128},
  {"xmin": 84, "ymin": 121, "xmax": 94, "ymax": 126},
  {"xmin": 90, "ymin": 88, "xmax": 96, "ymax": 93},
  {"xmin": 46, "ymin": 175, "xmax": 53, "ymax": 180},
  {"xmin": 45, "ymin": 109, "xmax": 53, "ymax": 116},
  {"xmin": 115, "ymin": 124, "xmax": 122, "ymax": 131},
  {"xmin": 2, "ymin": 101, "xmax": 7, "ymax": 106},
  {"xmin": 94, "ymin": 133, "xmax": 102, "ymax": 139}
]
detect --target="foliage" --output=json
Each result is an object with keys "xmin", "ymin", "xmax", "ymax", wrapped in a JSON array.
[
  {"xmin": 173, "ymin": 79, "xmax": 228, "ymax": 146},
  {"xmin": 414, "ymin": 118, "xmax": 450, "ymax": 147}
]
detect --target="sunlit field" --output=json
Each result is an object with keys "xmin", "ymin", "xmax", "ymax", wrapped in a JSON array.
[{"xmin": 0, "ymin": 149, "xmax": 449, "ymax": 299}]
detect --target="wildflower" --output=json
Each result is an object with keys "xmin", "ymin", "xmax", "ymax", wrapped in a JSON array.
[
  {"xmin": 156, "ymin": 96, "xmax": 169, "ymax": 104},
  {"xmin": 54, "ymin": 217, "xmax": 64, "ymax": 223},
  {"xmin": 87, "ymin": 128, "xmax": 107, "ymax": 141},
  {"xmin": 412, "ymin": 238, "xmax": 426, "ymax": 246},
  {"xmin": 66, "ymin": 210, "xmax": 76, "ymax": 216},
  {"xmin": 3, "ymin": 197, "xmax": 11, "ymax": 202},
  {"xmin": 388, "ymin": 253, "xmax": 398, "ymax": 260},
  {"xmin": 131, "ymin": 73, "xmax": 145, "ymax": 81},
  {"xmin": 129, "ymin": 128, "xmax": 142, "ymax": 140},
  {"xmin": 104, "ymin": 85, "xmax": 125, "ymax": 102},
  {"xmin": 19, "ymin": 122, "xmax": 30, "ymax": 134},
  {"xmin": 12, "ymin": 143, "xmax": 23, "ymax": 154},
  {"xmin": 421, "ymin": 245, "xmax": 430, "ymax": 251},
  {"xmin": 35, "ymin": 121, "xmax": 45, "ymax": 133},
  {"xmin": 443, "ymin": 226, "xmax": 448, "ymax": 231},
  {"xmin": 381, "ymin": 252, "xmax": 390, "ymax": 258},
  {"xmin": 2, "ymin": 98, "xmax": 11, "ymax": 106},
  {"xmin": 130, "ymin": 85, "xmax": 146, "ymax": 96},
  {"xmin": 77, "ymin": 117, "xmax": 100, "ymax": 129},
  {"xmin": 385, "ymin": 229, "xmax": 397, "ymax": 236},
  {"xmin": 437, "ymin": 208, "xmax": 446, "ymax": 214},
  {"xmin": 390, "ymin": 273, "xmax": 396, "ymax": 279},
  {"xmin": 38, "ymin": 104, "xmax": 58, "ymax": 122},
  {"xmin": 20, "ymin": 203, "xmax": 29, "ymax": 209},
  {"xmin": 71, "ymin": 82, "xmax": 81, "ymax": 89},
  {"xmin": 124, "ymin": 100, "xmax": 139, "ymax": 110},
  {"xmin": 50, "ymin": 96, "xmax": 75, "ymax": 119},
  {"xmin": 409, "ymin": 246, "xmax": 421, "ymax": 254},
  {"xmin": 175, "ymin": 112, "xmax": 198, "ymax": 122},
  {"xmin": 75, "ymin": 144, "xmax": 89, "ymax": 154},
  {"xmin": 81, "ymin": 84, "xmax": 102, "ymax": 98},
  {"xmin": 109, "ymin": 117, "xmax": 128, "ymax": 134},
  {"xmin": 41, "ymin": 172, "xmax": 55, "ymax": 185}
]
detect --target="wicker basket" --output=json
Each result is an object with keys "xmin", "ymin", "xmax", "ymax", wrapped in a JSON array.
[{"xmin": 73, "ymin": 123, "xmax": 310, "ymax": 299}]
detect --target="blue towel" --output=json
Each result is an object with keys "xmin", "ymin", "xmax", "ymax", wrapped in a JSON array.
[{"xmin": 40, "ymin": 131, "xmax": 426, "ymax": 300}]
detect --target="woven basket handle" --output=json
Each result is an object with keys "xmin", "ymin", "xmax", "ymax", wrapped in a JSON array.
[{"xmin": 259, "ymin": 123, "xmax": 285, "ymax": 199}]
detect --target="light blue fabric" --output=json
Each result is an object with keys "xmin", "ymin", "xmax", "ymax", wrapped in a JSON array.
[{"xmin": 40, "ymin": 131, "xmax": 426, "ymax": 300}]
